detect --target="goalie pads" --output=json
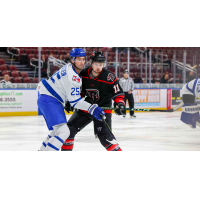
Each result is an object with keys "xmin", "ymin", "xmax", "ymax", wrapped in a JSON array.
[{"xmin": 181, "ymin": 103, "xmax": 200, "ymax": 128}]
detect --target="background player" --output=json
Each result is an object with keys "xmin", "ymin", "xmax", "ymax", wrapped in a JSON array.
[
  {"xmin": 61, "ymin": 51, "xmax": 126, "ymax": 151},
  {"xmin": 37, "ymin": 48, "xmax": 105, "ymax": 151},
  {"xmin": 181, "ymin": 78, "xmax": 200, "ymax": 128}
]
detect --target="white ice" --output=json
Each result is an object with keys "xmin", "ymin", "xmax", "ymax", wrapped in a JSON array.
[{"xmin": 0, "ymin": 112, "xmax": 200, "ymax": 151}]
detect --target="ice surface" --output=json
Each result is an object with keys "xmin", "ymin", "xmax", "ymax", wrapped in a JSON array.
[{"xmin": 0, "ymin": 112, "xmax": 199, "ymax": 151}]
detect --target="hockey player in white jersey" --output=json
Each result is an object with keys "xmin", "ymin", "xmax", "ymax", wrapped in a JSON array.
[
  {"xmin": 37, "ymin": 48, "xmax": 105, "ymax": 151},
  {"xmin": 181, "ymin": 78, "xmax": 200, "ymax": 128}
]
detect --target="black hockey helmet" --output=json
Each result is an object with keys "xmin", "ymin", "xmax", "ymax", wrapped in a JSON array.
[{"xmin": 90, "ymin": 51, "xmax": 106, "ymax": 63}]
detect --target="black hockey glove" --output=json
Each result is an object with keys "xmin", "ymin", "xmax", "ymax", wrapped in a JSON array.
[
  {"xmin": 64, "ymin": 101, "xmax": 74, "ymax": 113},
  {"xmin": 114, "ymin": 102, "xmax": 126, "ymax": 116}
]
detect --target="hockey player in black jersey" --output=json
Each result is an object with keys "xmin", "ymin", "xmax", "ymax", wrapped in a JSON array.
[{"xmin": 61, "ymin": 51, "xmax": 126, "ymax": 151}]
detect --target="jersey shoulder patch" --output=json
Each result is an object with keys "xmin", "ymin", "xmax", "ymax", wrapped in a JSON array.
[
  {"xmin": 67, "ymin": 64, "xmax": 81, "ymax": 85},
  {"xmin": 104, "ymin": 70, "xmax": 116, "ymax": 82}
]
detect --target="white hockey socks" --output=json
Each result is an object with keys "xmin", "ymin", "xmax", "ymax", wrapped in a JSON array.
[{"xmin": 45, "ymin": 123, "xmax": 70, "ymax": 151}]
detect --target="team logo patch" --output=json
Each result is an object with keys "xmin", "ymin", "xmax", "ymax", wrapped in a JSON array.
[
  {"xmin": 107, "ymin": 73, "xmax": 115, "ymax": 81},
  {"xmin": 72, "ymin": 75, "xmax": 80, "ymax": 83},
  {"xmin": 86, "ymin": 89, "xmax": 100, "ymax": 102}
]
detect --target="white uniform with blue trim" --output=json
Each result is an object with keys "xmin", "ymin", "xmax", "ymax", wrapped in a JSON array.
[
  {"xmin": 182, "ymin": 78, "xmax": 200, "ymax": 97},
  {"xmin": 37, "ymin": 63, "xmax": 91, "ymax": 110},
  {"xmin": 181, "ymin": 78, "xmax": 200, "ymax": 128},
  {"xmin": 37, "ymin": 63, "xmax": 93, "ymax": 151}
]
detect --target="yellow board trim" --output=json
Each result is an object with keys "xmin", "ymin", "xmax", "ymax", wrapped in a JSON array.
[
  {"xmin": 0, "ymin": 111, "xmax": 38, "ymax": 117},
  {"xmin": 1, "ymin": 107, "xmax": 182, "ymax": 117}
]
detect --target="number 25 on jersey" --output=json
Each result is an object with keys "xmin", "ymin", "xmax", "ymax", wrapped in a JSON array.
[{"xmin": 71, "ymin": 88, "xmax": 80, "ymax": 96}]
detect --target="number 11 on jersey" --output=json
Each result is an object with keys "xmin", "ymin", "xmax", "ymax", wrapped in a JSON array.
[{"xmin": 113, "ymin": 84, "xmax": 120, "ymax": 93}]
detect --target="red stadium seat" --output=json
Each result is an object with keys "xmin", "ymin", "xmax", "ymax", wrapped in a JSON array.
[
  {"xmin": 0, "ymin": 59, "xmax": 5, "ymax": 65},
  {"xmin": 23, "ymin": 77, "xmax": 31, "ymax": 83},
  {"xmin": 11, "ymin": 71, "xmax": 19, "ymax": 78},
  {"xmin": 14, "ymin": 77, "xmax": 22, "ymax": 83},
  {"xmin": 131, "ymin": 68, "xmax": 138, "ymax": 73},
  {"xmin": 109, "ymin": 52, "xmax": 115, "ymax": 57},
  {"xmin": 42, "ymin": 47, "xmax": 49, "ymax": 50},
  {"xmin": 57, "ymin": 50, "xmax": 64, "ymax": 55},
  {"xmin": 86, "ymin": 48, "xmax": 93, "ymax": 52},
  {"xmin": 0, "ymin": 64, "xmax": 8, "ymax": 71},
  {"xmin": 48, "ymin": 47, "xmax": 55, "ymax": 50},
  {"xmin": 63, "ymin": 47, "xmax": 71, "ymax": 50},
  {"xmin": 108, "ymin": 66, "xmax": 115, "ymax": 72},
  {"xmin": 33, "ymin": 49, "xmax": 38, "ymax": 54},
  {"xmin": 55, "ymin": 47, "xmax": 63, "ymax": 51},
  {"xmin": 8, "ymin": 65, "xmax": 17, "ymax": 71},
  {"xmin": 92, "ymin": 48, "xmax": 99, "ymax": 51},
  {"xmin": 121, "ymin": 58, "xmax": 127, "ymax": 62},
  {"xmin": 49, "ymin": 50, "xmax": 55, "ymax": 55},
  {"xmin": 20, "ymin": 72, "xmax": 28, "ymax": 78},
  {"xmin": 32, "ymin": 78, "xmax": 39, "ymax": 83},
  {"xmin": 2, "ymin": 70, "xmax": 10, "ymax": 76},
  {"xmin": 28, "ymin": 54, "xmax": 35, "ymax": 61},
  {"xmin": 24, "ymin": 49, "xmax": 32, "ymax": 54},
  {"xmin": 106, "ymin": 48, "xmax": 113, "ymax": 52},
  {"xmin": 41, "ymin": 50, "xmax": 48, "ymax": 55}
]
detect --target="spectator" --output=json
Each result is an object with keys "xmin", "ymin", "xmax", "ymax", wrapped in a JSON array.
[
  {"xmin": 59, "ymin": 54, "xmax": 64, "ymax": 61},
  {"xmin": 143, "ymin": 80, "xmax": 146, "ymax": 84},
  {"xmin": 162, "ymin": 71, "xmax": 169, "ymax": 79},
  {"xmin": 160, "ymin": 74, "xmax": 173, "ymax": 83},
  {"xmin": 41, "ymin": 54, "xmax": 47, "ymax": 78},
  {"xmin": 0, "ymin": 74, "xmax": 12, "ymax": 88},
  {"xmin": 187, "ymin": 71, "xmax": 195, "ymax": 82},
  {"xmin": 134, "ymin": 73, "xmax": 143, "ymax": 83},
  {"xmin": 64, "ymin": 53, "xmax": 70, "ymax": 63}
]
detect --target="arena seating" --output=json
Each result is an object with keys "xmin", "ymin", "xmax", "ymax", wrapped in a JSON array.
[
  {"xmin": 1, "ymin": 47, "xmax": 199, "ymax": 84},
  {"xmin": 0, "ymin": 64, "xmax": 35, "ymax": 83}
]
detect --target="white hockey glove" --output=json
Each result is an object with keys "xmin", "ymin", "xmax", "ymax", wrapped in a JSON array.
[{"xmin": 181, "ymin": 103, "xmax": 200, "ymax": 128}]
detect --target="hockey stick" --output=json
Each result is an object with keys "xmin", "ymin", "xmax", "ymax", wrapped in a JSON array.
[{"xmin": 101, "ymin": 101, "xmax": 184, "ymax": 112}]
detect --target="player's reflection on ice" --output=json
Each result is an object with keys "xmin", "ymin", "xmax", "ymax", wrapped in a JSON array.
[{"xmin": 0, "ymin": 112, "xmax": 200, "ymax": 151}]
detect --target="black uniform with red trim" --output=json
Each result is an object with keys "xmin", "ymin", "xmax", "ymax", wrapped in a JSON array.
[
  {"xmin": 81, "ymin": 67, "xmax": 125, "ymax": 110},
  {"xmin": 61, "ymin": 66, "xmax": 125, "ymax": 151}
]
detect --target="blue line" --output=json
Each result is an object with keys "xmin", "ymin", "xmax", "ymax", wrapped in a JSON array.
[
  {"xmin": 48, "ymin": 135, "xmax": 52, "ymax": 139},
  {"xmin": 47, "ymin": 142, "xmax": 59, "ymax": 151},
  {"xmin": 69, "ymin": 97, "xmax": 81, "ymax": 104},
  {"xmin": 42, "ymin": 79, "xmax": 64, "ymax": 103},
  {"xmin": 42, "ymin": 142, "xmax": 46, "ymax": 147},
  {"xmin": 54, "ymin": 136, "xmax": 64, "ymax": 144}
]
